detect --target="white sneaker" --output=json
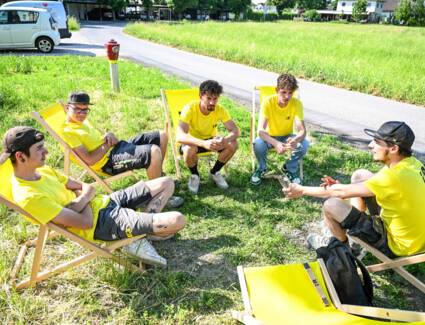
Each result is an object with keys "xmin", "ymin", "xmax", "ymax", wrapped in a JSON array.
[
  {"xmin": 123, "ymin": 238, "xmax": 167, "ymax": 267},
  {"xmin": 306, "ymin": 233, "xmax": 332, "ymax": 250},
  {"xmin": 211, "ymin": 172, "xmax": 229, "ymax": 190},
  {"xmin": 188, "ymin": 174, "xmax": 200, "ymax": 194},
  {"xmin": 166, "ymin": 196, "xmax": 184, "ymax": 208}
]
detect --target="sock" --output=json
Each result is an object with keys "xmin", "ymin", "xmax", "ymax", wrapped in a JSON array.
[
  {"xmin": 210, "ymin": 160, "xmax": 225, "ymax": 175},
  {"xmin": 189, "ymin": 165, "xmax": 199, "ymax": 175}
]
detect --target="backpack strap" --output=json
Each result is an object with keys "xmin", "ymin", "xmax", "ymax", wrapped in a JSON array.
[
  {"xmin": 303, "ymin": 263, "xmax": 330, "ymax": 307},
  {"xmin": 354, "ymin": 257, "xmax": 374, "ymax": 305}
]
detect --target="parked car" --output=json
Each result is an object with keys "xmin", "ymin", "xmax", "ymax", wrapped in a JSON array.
[
  {"xmin": 1, "ymin": 1, "xmax": 71, "ymax": 38},
  {"xmin": 87, "ymin": 8, "xmax": 113, "ymax": 20},
  {"xmin": 0, "ymin": 7, "xmax": 60, "ymax": 53}
]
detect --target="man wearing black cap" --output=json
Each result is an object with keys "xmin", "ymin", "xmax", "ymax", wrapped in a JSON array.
[
  {"xmin": 1, "ymin": 126, "xmax": 186, "ymax": 267},
  {"xmin": 283, "ymin": 121, "xmax": 425, "ymax": 258},
  {"xmin": 62, "ymin": 91, "xmax": 183, "ymax": 208}
]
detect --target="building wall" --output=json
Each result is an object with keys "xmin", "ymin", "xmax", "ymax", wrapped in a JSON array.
[{"xmin": 337, "ymin": 0, "xmax": 384, "ymax": 14}]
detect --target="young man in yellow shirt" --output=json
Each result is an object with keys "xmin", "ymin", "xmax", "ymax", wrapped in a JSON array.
[
  {"xmin": 1, "ymin": 126, "xmax": 186, "ymax": 267},
  {"xmin": 176, "ymin": 80, "xmax": 240, "ymax": 194},
  {"xmin": 251, "ymin": 73, "xmax": 309, "ymax": 185},
  {"xmin": 62, "ymin": 91, "xmax": 183, "ymax": 208},
  {"xmin": 284, "ymin": 121, "xmax": 425, "ymax": 258}
]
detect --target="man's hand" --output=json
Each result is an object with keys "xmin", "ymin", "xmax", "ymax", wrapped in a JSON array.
[
  {"xmin": 320, "ymin": 175, "xmax": 340, "ymax": 188},
  {"xmin": 211, "ymin": 136, "xmax": 226, "ymax": 151},
  {"xmin": 285, "ymin": 138, "xmax": 298, "ymax": 150},
  {"xmin": 282, "ymin": 183, "xmax": 304, "ymax": 199},
  {"xmin": 274, "ymin": 142, "xmax": 288, "ymax": 154},
  {"xmin": 203, "ymin": 139, "xmax": 222, "ymax": 152},
  {"xmin": 82, "ymin": 183, "xmax": 96, "ymax": 201},
  {"xmin": 104, "ymin": 132, "xmax": 118, "ymax": 147}
]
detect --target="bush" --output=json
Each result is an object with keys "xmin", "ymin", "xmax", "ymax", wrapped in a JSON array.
[
  {"xmin": 302, "ymin": 9, "xmax": 321, "ymax": 21},
  {"xmin": 281, "ymin": 9, "xmax": 297, "ymax": 20},
  {"xmin": 246, "ymin": 10, "xmax": 280, "ymax": 21},
  {"xmin": 68, "ymin": 16, "xmax": 80, "ymax": 31}
]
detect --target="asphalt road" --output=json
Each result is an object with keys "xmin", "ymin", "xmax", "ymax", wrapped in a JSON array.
[{"xmin": 3, "ymin": 21, "xmax": 425, "ymax": 155}]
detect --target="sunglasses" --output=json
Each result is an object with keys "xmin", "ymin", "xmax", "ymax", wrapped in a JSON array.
[{"xmin": 69, "ymin": 105, "xmax": 90, "ymax": 114}]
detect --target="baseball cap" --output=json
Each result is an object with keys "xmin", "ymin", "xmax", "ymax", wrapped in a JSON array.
[
  {"xmin": 364, "ymin": 121, "xmax": 415, "ymax": 150},
  {"xmin": 68, "ymin": 91, "xmax": 93, "ymax": 105},
  {"xmin": 0, "ymin": 126, "xmax": 44, "ymax": 164}
]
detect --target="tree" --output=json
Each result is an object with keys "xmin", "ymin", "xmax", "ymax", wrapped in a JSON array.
[
  {"xmin": 166, "ymin": 0, "xmax": 198, "ymax": 16},
  {"xmin": 395, "ymin": 0, "xmax": 425, "ymax": 25},
  {"xmin": 226, "ymin": 0, "xmax": 251, "ymax": 17},
  {"xmin": 296, "ymin": 0, "xmax": 326, "ymax": 10},
  {"xmin": 269, "ymin": 0, "xmax": 296, "ymax": 12},
  {"xmin": 352, "ymin": 0, "xmax": 368, "ymax": 22}
]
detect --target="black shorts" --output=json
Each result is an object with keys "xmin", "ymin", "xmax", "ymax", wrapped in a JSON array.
[
  {"xmin": 341, "ymin": 197, "xmax": 397, "ymax": 258},
  {"xmin": 102, "ymin": 131, "xmax": 160, "ymax": 175},
  {"xmin": 178, "ymin": 140, "xmax": 224, "ymax": 155},
  {"xmin": 94, "ymin": 180, "xmax": 154, "ymax": 241}
]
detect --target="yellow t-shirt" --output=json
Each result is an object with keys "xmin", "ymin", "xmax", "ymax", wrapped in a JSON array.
[
  {"xmin": 179, "ymin": 101, "xmax": 231, "ymax": 140},
  {"xmin": 365, "ymin": 157, "xmax": 425, "ymax": 256},
  {"xmin": 12, "ymin": 166, "xmax": 110, "ymax": 242},
  {"xmin": 62, "ymin": 119, "xmax": 112, "ymax": 172},
  {"xmin": 262, "ymin": 95, "xmax": 304, "ymax": 137}
]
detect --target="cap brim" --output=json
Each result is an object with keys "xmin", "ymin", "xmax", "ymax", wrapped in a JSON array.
[
  {"xmin": 0, "ymin": 152, "xmax": 11, "ymax": 165},
  {"xmin": 68, "ymin": 101, "xmax": 94, "ymax": 105},
  {"xmin": 364, "ymin": 128, "xmax": 378, "ymax": 138}
]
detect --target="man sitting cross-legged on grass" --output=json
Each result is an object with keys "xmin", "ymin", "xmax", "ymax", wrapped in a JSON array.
[
  {"xmin": 283, "ymin": 121, "xmax": 425, "ymax": 258},
  {"xmin": 62, "ymin": 91, "xmax": 183, "ymax": 208},
  {"xmin": 251, "ymin": 73, "xmax": 309, "ymax": 185},
  {"xmin": 176, "ymin": 80, "xmax": 240, "ymax": 194},
  {"xmin": 1, "ymin": 126, "xmax": 186, "ymax": 267}
]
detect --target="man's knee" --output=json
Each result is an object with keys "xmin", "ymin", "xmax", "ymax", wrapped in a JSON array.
[
  {"xmin": 351, "ymin": 169, "xmax": 373, "ymax": 184},
  {"xmin": 170, "ymin": 212, "xmax": 186, "ymax": 230},
  {"xmin": 183, "ymin": 145, "xmax": 198, "ymax": 159},
  {"xmin": 226, "ymin": 140, "xmax": 238, "ymax": 152},
  {"xmin": 159, "ymin": 131, "xmax": 168, "ymax": 145},
  {"xmin": 150, "ymin": 145, "xmax": 162, "ymax": 163},
  {"xmin": 323, "ymin": 197, "xmax": 351, "ymax": 223}
]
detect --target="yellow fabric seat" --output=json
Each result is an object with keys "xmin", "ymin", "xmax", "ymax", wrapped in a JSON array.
[
  {"xmin": 0, "ymin": 158, "xmax": 144, "ymax": 290},
  {"xmin": 161, "ymin": 88, "xmax": 220, "ymax": 179},
  {"xmin": 233, "ymin": 261, "xmax": 425, "ymax": 324}
]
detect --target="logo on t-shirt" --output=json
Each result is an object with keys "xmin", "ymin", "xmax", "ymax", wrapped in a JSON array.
[{"xmin": 420, "ymin": 165, "xmax": 425, "ymax": 183}]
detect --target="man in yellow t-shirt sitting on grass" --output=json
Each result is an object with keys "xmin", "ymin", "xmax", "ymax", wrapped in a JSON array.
[
  {"xmin": 1, "ymin": 126, "xmax": 186, "ymax": 267},
  {"xmin": 176, "ymin": 80, "xmax": 240, "ymax": 194},
  {"xmin": 284, "ymin": 121, "xmax": 425, "ymax": 258},
  {"xmin": 62, "ymin": 91, "xmax": 183, "ymax": 208},
  {"xmin": 251, "ymin": 73, "xmax": 309, "ymax": 186}
]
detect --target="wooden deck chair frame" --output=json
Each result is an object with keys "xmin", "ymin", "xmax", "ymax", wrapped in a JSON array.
[
  {"xmin": 32, "ymin": 103, "xmax": 135, "ymax": 194},
  {"xmin": 232, "ymin": 259, "xmax": 425, "ymax": 324},
  {"xmin": 1, "ymin": 194, "xmax": 145, "ymax": 290},
  {"xmin": 350, "ymin": 236, "xmax": 425, "ymax": 294},
  {"xmin": 161, "ymin": 88, "xmax": 227, "ymax": 180},
  {"xmin": 251, "ymin": 86, "xmax": 304, "ymax": 180}
]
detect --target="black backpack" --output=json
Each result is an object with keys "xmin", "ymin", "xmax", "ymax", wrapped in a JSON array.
[{"xmin": 316, "ymin": 237, "xmax": 373, "ymax": 306}]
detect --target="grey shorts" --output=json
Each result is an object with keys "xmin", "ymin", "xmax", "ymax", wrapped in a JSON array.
[
  {"xmin": 102, "ymin": 131, "xmax": 160, "ymax": 175},
  {"xmin": 341, "ymin": 197, "xmax": 397, "ymax": 258},
  {"xmin": 94, "ymin": 180, "xmax": 154, "ymax": 241}
]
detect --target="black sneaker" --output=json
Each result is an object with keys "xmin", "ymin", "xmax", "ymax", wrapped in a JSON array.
[
  {"xmin": 281, "ymin": 165, "xmax": 301, "ymax": 184},
  {"xmin": 250, "ymin": 169, "xmax": 266, "ymax": 185}
]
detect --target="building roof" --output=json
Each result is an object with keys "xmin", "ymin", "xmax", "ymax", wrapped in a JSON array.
[{"xmin": 383, "ymin": 0, "xmax": 400, "ymax": 11}]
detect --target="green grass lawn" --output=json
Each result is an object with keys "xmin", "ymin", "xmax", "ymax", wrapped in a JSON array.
[
  {"xmin": 125, "ymin": 21, "xmax": 425, "ymax": 106},
  {"xmin": 0, "ymin": 56, "xmax": 423, "ymax": 323}
]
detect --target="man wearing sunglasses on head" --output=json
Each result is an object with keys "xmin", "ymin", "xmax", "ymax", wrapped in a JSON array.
[{"xmin": 62, "ymin": 91, "xmax": 183, "ymax": 209}]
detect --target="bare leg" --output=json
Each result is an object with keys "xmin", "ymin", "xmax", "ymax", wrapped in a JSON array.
[
  {"xmin": 182, "ymin": 145, "xmax": 199, "ymax": 168},
  {"xmin": 159, "ymin": 131, "xmax": 168, "ymax": 168},
  {"xmin": 322, "ymin": 197, "xmax": 352, "ymax": 242},
  {"xmin": 144, "ymin": 176, "xmax": 174, "ymax": 213},
  {"xmin": 152, "ymin": 211, "xmax": 186, "ymax": 236},
  {"xmin": 349, "ymin": 169, "xmax": 374, "ymax": 211},
  {"xmin": 217, "ymin": 140, "xmax": 238, "ymax": 163},
  {"xmin": 146, "ymin": 145, "xmax": 163, "ymax": 180}
]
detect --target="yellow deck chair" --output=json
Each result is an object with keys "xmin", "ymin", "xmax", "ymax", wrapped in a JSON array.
[
  {"xmin": 232, "ymin": 259, "xmax": 425, "ymax": 324},
  {"xmin": 161, "ymin": 88, "xmax": 223, "ymax": 179},
  {"xmin": 351, "ymin": 236, "xmax": 425, "ymax": 294},
  {"xmin": 251, "ymin": 86, "xmax": 304, "ymax": 180},
  {"xmin": 32, "ymin": 103, "xmax": 135, "ymax": 194},
  {"xmin": 0, "ymin": 159, "xmax": 144, "ymax": 290}
]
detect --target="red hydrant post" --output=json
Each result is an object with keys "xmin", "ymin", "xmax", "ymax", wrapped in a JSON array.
[{"xmin": 105, "ymin": 39, "xmax": 120, "ymax": 92}]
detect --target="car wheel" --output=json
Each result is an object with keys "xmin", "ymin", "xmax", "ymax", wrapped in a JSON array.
[{"xmin": 36, "ymin": 37, "xmax": 54, "ymax": 53}]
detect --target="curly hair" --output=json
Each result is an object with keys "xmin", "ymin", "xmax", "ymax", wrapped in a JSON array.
[
  {"xmin": 199, "ymin": 80, "xmax": 223, "ymax": 96},
  {"xmin": 276, "ymin": 73, "xmax": 298, "ymax": 92}
]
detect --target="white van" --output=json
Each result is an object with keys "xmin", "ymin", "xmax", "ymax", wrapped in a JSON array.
[
  {"xmin": 0, "ymin": 7, "xmax": 61, "ymax": 52},
  {"xmin": 1, "ymin": 1, "xmax": 71, "ymax": 38}
]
